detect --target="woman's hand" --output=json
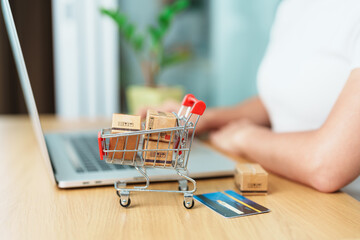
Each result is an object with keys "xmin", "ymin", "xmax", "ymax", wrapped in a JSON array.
[{"xmin": 209, "ymin": 119, "xmax": 260, "ymax": 157}]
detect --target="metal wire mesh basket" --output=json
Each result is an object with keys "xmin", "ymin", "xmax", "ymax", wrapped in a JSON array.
[{"xmin": 98, "ymin": 94, "xmax": 206, "ymax": 209}]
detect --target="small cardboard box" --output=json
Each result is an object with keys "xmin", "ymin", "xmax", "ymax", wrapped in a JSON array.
[
  {"xmin": 145, "ymin": 109, "xmax": 177, "ymax": 142},
  {"xmin": 143, "ymin": 140, "xmax": 173, "ymax": 167},
  {"xmin": 108, "ymin": 114, "xmax": 141, "ymax": 161},
  {"xmin": 234, "ymin": 163, "xmax": 268, "ymax": 195}
]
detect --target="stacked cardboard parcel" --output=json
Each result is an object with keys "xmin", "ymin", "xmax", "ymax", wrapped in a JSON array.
[
  {"xmin": 143, "ymin": 110, "xmax": 177, "ymax": 167},
  {"xmin": 108, "ymin": 114, "xmax": 141, "ymax": 161}
]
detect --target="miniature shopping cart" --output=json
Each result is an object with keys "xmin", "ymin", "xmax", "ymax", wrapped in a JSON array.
[{"xmin": 98, "ymin": 94, "xmax": 206, "ymax": 209}]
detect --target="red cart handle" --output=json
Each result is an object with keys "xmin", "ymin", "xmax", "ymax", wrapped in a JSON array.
[
  {"xmin": 98, "ymin": 131, "xmax": 106, "ymax": 160},
  {"xmin": 181, "ymin": 94, "xmax": 206, "ymax": 116}
]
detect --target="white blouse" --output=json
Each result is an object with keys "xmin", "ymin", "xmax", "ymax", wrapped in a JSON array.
[
  {"xmin": 258, "ymin": 0, "xmax": 360, "ymax": 133},
  {"xmin": 257, "ymin": 0, "xmax": 360, "ymax": 199}
]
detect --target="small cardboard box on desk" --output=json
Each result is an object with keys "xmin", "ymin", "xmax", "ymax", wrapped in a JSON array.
[
  {"xmin": 235, "ymin": 163, "xmax": 268, "ymax": 196},
  {"xmin": 108, "ymin": 114, "xmax": 141, "ymax": 161},
  {"xmin": 143, "ymin": 110, "xmax": 177, "ymax": 167}
]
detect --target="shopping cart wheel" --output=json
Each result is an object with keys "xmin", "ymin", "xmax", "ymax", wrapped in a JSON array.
[
  {"xmin": 119, "ymin": 197, "xmax": 131, "ymax": 208},
  {"xmin": 183, "ymin": 199, "xmax": 194, "ymax": 209}
]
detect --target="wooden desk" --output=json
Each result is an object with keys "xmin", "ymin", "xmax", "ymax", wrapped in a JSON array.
[{"xmin": 0, "ymin": 115, "xmax": 359, "ymax": 240}]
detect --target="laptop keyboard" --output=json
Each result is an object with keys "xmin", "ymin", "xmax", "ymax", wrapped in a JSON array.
[{"xmin": 69, "ymin": 136, "xmax": 131, "ymax": 173}]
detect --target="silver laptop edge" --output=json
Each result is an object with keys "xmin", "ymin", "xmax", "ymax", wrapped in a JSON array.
[{"xmin": 1, "ymin": 0, "xmax": 56, "ymax": 185}]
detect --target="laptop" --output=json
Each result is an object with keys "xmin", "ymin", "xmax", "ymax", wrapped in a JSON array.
[{"xmin": 1, "ymin": 0, "xmax": 235, "ymax": 188}]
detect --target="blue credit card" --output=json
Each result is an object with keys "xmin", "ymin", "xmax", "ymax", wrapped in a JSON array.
[{"xmin": 194, "ymin": 190, "xmax": 270, "ymax": 218}]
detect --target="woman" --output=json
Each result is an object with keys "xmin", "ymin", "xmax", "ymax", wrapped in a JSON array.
[
  {"xmin": 142, "ymin": 0, "xmax": 360, "ymax": 195},
  {"xmin": 206, "ymin": 0, "xmax": 360, "ymax": 195}
]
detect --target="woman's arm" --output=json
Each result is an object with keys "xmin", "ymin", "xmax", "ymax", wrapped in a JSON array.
[
  {"xmin": 138, "ymin": 96, "xmax": 270, "ymax": 134},
  {"xmin": 210, "ymin": 68, "xmax": 360, "ymax": 192},
  {"xmin": 199, "ymin": 97, "xmax": 271, "ymax": 133}
]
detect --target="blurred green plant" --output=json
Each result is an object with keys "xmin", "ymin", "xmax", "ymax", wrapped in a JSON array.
[{"xmin": 101, "ymin": 0, "xmax": 191, "ymax": 87}]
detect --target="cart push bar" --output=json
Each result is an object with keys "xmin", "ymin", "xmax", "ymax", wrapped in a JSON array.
[{"xmin": 97, "ymin": 94, "xmax": 206, "ymax": 209}]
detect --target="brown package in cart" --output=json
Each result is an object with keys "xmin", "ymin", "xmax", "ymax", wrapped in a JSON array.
[
  {"xmin": 234, "ymin": 163, "xmax": 268, "ymax": 196},
  {"xmin": 145, "ymin": 109, "xmax": 177, "ymax": 142},
  {"xmin": 108, "ymin": 114, "xmax": 141, "ymax": 161},
  {"xmin": 143, "ymin": 140, "xmax": 173, "ymax": 167}
]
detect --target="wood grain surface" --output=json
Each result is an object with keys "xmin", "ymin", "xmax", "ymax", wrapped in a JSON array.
[{"xmin": 0, "ymin": 115, "xmax": 359, "ymax": 240}]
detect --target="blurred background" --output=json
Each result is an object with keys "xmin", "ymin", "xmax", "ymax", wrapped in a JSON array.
[{"xmin": 0, "ymin": 0, "xmax": 280, "ymax": 118}]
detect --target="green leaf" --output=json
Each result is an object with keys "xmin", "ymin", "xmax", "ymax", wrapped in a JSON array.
[
  {"xmin": 100, "ymin": 8, "xmax": 127, "ymax": 29},
  {"xmin": 148, "ymin": 26, "xmax": 162, "ymax": 43},
  {"xmin": 171, "ymin": 0, "xmax": 190, "ymax": 12},
  {"xmin": 158, "ymin": 7, "xmax": 173, "ymax": 30},
  {"xmin": 101, "ymin": 7, "xmax": 144, "ymax": 52},
  {"xmin": 156, "ymin": 0, "xmax": 190, "ymax": 40},
  {"xmin": 124, "ymin": 24, "xmax": 135, "ymax": 40}
]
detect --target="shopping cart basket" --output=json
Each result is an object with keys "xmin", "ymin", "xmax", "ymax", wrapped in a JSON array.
[{"xmin": 98, "ymin": 94, "xmax": 206, "ymax": 209}]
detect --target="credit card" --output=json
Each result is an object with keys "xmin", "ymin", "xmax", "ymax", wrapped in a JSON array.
[{"xmin": 194, "ymin": 190, "xmax": 270, "ymax": 218}]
